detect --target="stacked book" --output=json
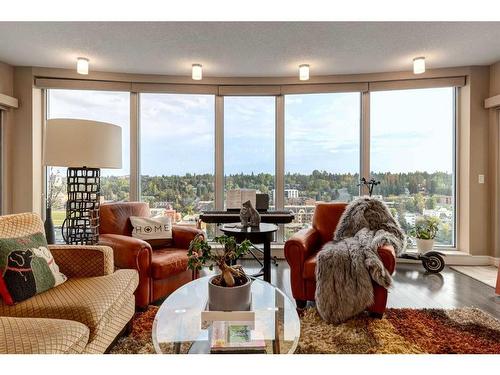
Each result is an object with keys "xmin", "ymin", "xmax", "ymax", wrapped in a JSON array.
[{"xmin": 210, "ymin": 321, "xmax": 266, "ymax": 354}]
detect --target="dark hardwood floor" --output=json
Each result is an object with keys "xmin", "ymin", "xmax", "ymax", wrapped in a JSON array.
[{"xmin": 203, "ymin": 260, "xmax": 500, "ymax": 319}]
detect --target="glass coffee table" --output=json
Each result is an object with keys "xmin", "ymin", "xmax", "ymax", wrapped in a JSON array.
[{"xmin": 152, "ymin": 276, "xmax": 300, "ymax": 354}]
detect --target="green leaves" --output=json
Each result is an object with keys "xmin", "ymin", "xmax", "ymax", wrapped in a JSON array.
[
  {"xmin": 187, "ymin": 234, "xmax": 252, "ymax": 276},
  {"xmin": 409, "ymin": 215, "xmax": 440, "ymax": 240}
]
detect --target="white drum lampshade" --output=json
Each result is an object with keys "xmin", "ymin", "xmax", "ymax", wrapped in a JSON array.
[{"xmin": 44, "ymin": 118, "xmax": 122, "ymax": 169}]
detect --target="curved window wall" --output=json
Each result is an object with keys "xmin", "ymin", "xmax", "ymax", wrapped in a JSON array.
[{"xmin": 44, "ymin": 84, "xmax": 458, "ymax": 247}]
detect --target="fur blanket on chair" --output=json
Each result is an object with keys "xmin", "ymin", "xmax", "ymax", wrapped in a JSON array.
[{"xmin": 315, "ymin": 197, "xmax": 406, "ymax": 324}]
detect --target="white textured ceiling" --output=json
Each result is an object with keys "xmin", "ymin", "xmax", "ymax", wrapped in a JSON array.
[{"xmin": 1, "ymin": 22, "xmax": 500, "ymax": 76}]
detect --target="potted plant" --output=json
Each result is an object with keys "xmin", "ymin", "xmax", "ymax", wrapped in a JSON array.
[
  {"xmin": 188, "ymin": 234, "xmax": 253, "ymax": 311},
  {"xmin": 409, "ymin": 216, "xmax": 440, "ymax": 252}
]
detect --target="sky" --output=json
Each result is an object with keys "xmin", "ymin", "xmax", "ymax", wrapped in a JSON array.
[{"xmin": 48, "ymin": 87, "xmax": 454, "ymax": 177}]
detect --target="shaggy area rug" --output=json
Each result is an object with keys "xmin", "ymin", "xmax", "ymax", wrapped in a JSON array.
[{"xmin": 109, "ymin": 306, "xmax": 500, "ymax": 354}]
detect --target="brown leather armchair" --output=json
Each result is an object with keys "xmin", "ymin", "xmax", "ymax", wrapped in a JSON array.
[
  {"xmin": 284, "ymin": 202, "xmax": 396, "ymax": 317},
  {"xmin": 99, "ymin": 202, "xmax": 204, "ymax": 308}
]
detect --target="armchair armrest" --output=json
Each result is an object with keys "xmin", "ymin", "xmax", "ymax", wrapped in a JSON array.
[
  {"xmin": 98, "ymin": 233, "xmax": 152, "ymax": 308},
  {"xmin": 377, "ymin": 245, "xmax": 396, "ymax": 275},
  {"xmin": 48, "ymin": 245, "xmax": 114, "ymax": 278},
  {"xmin": 172, "ymin": 225, "xmax": 205, "ymax": 249},
  {"xmin": 284, "ymin": 227, "xmax": 321, "ymax": 267},
  {"xmin": 98, "ymin": 234, "xmax": 152, "ymax": 271}
]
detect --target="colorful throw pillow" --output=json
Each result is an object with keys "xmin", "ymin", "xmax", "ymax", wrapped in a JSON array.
[
  {"xmin": 0, "ymin": 232, "xmax": 67, "ymax": 305},
  {"xmin": 130, "ymin": 216, "xmax": 173, "ymax": 248}
]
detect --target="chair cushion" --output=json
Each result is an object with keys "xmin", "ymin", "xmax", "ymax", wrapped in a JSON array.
[
  {"xmin": 0, "ymin": 316, "xmax": 89, "ymax": 354},
  {"xmin": 0, "ymin": 269, "xmax": 138, "ymax": 342},
  {"xmin": 151, "ymin": 248, "xmax": 189, "ymax": 280},
  {"xmin": 303, "ymin": 253, "xmax": 318, "ymax": 280}
]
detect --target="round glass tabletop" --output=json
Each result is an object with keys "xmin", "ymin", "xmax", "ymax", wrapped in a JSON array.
[{"xmin": 152, "ymin": 276, "xmax": 301, "ymax": 354}]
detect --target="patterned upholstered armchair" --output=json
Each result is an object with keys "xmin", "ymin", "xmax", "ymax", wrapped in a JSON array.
[{"xmin": 0, "ymin": 212, "xmax": 139, "ymax": 354}]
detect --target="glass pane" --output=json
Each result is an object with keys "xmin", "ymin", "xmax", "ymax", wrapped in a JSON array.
[
  {"xmin": 370, "ymin": 87, "xmax": 455, "ymax": 246},
  {"xmin": 224, "ymin": 97, "xmax": 275, "ymax": 206},
  {"xmin": 140, "ymin": 93, "xmax": 215, "ymax": 237},
  {"xmin": 47, "ymin": 89, "xmax": 130, "ymax": 242},
  {"xmin": 284, "ymin": 93, "xmax": 361, "ymax": 239}
]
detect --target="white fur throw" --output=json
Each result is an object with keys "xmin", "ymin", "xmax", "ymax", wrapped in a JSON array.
[{"xmin": 315, "ymin": 197, "xmax": 406, "ymax": 324}]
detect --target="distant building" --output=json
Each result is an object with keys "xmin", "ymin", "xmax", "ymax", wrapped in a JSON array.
[
  {"xmin": 285, "ymin": 204, "xmax": 316, "ymax": 225},
  {"xmin": 285, "ymin": 189, "xmax": 299, "ymax": 199},
  {"xmin": 336, "ymin": 188, "xmax": 351, "ymax": 202},
  {"xmin": 404, "ymin": 213, "xmax": 417, "ymax": 226},
  {"xmin": 154, "ymin": 201, "xmax": 173, "ymax": 209},
  {"xmin": 435, "ymin": 195, "xmax": 453, "ymax": 205},
  {"xmin": 271, "ymin": 188, "xmax": 299, "ymax": 204}
]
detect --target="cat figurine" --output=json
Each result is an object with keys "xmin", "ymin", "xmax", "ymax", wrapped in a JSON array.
[{"xmin": 239, "ymin": 200, "xmax": 261, "ymax": 228}]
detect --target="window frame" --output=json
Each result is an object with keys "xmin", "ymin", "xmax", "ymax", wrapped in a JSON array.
[
  {"xmin": 282, "ymin": 91, "xmax": 363, "ymax": 241},
  {"xmin": 368, "ymin": 87, "xmax": 458, "ymax": 248},
  {"xmin": 41, "ymin": 82, "xmax": 460, "ymax": 249},
  {"xmin": 137, "ymin": 92, "xmax": 217, "ymax": 223}
]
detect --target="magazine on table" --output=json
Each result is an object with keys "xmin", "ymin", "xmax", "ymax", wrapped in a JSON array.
[{"xmin": 210, "ymin": 321, "xmax": 266, "ymax": 354}]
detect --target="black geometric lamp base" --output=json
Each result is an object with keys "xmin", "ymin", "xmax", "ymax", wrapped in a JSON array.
[{"xmin": 62, "ymin": 167, "xmax": 101, "ymax": 245}]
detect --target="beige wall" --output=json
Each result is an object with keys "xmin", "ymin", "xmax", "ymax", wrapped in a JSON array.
[
  {"xmin": 457, "ymin": 67, "xmax": 491, "ymax": 256},
  {"xmin": 489, "ymin": 62, "xmax": 500, "ymax": 258},
  {"xmin": 0, "ymin": 61, "xmax": 13, "ymax": 95},
  {"xmin": 461, "ymin": 67, "xmax": 491, "ymax": 256},
  {"xmin": 0, "ymin": 61, "xmax": 14, "ymax": 214},
  {"xmin": 10, "ymin": 67, "xmax": 43, "ymax": 215}
]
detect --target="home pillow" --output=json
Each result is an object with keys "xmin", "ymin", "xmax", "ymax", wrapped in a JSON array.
[
  {"xmin": 0, "ymin": 232, "xmax": 67, "ymax": 305},
  {"xmin": 130, "ymin": 216, "xmax": 173, "ymax": 248}
]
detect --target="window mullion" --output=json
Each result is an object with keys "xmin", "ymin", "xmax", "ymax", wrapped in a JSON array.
[
  {"xmin": 276, "ymin": 95, "xmax": 285, "ymax": 242},
  {"xmin": 130, "ymin": 92, "xmax": 140, "ymax": 201},
  {"xmin": 360, "ymin": 91, "xmax": 370, "ymax": 196},
  {"xmin": 215, "ymin": 95, "xmax": 224, "ymax": 210}
]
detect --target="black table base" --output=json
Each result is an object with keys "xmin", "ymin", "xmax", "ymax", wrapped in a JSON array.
[{"xmin": 220, "ymin": 223, "xmax": 278, "ymax": 283}]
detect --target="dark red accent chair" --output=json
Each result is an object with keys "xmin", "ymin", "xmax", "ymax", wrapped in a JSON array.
[
  {"xmin": 98, "ymin": 202, "xmax": 204, "ymax": 308},
  {"xmin": 284, "ymin": 202, "xmax": 396, "ymax": 317}
]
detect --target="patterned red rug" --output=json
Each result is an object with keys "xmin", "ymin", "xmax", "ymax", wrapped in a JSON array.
[{"xmin": 109, "ymin": 306, "xmax": 500, "ymax": 354}]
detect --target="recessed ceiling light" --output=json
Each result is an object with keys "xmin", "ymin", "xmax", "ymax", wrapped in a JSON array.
[
  {"xmin": 76, "ymin": 57, "xmax": 89, "ymax": 75},
  {"xmin": 299, "ymin": 64, "xmax": 310, "ymax": 81},
  {"xmin": 413, "ymin": 57, "xmax": 425, "ymax": 74},
  {"xmin": 192, "ymin": 64, "xmax": 202, "ymax": 80}
]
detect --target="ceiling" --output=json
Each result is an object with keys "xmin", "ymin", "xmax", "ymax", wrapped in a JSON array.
[{"xmin": 1, "ymin": 22, "xmax": 500, "ymax": 77}]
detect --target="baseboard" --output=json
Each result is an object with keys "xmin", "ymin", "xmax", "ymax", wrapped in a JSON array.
[
  {"xmin": 397, "ymin": 254, "xmax": 492, "ymax": 266},
  {"xmin": 268, "ymin": 246, "xmax": 499, "ymax": 267}
]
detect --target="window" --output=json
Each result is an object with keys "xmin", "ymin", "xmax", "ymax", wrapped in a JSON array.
[
  {"xmin": 224, "ymin": 96, "xmax": 275, "ymax": 205},
  {"xmin": 284, "ymin": 93, "xmax": 361, "ymax": 239},
  {"xmin": 46, "ymin": 89, "xmax": 130, "ymax": 242},
  {"xmin": 43, "ymin": 82, "xmax": 458, "ymax": 247},
  {"xmin": 140, "ymin": 93, "xmax": 215, "ymax": 235},
  {"xmin": 370, "ymin": 87, "xmax": 455, "ymax": 246}
]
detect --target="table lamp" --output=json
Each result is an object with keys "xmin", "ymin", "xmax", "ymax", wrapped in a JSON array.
[{"xmin": 44, "ymin": 118, "xmax": 122, "ymax": 245}]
